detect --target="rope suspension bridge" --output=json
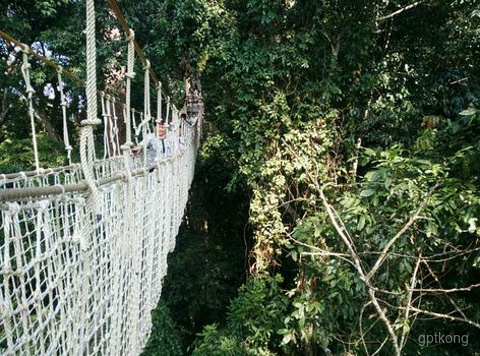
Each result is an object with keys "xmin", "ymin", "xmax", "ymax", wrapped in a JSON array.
[{"xmin": 0, "ymin": 0, "xmax": 202, "ymax": 354}]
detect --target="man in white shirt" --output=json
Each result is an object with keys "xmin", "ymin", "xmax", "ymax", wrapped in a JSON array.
[{"xmin": 132, "ymin": 121, "xmax": 168, "ymax": 167}]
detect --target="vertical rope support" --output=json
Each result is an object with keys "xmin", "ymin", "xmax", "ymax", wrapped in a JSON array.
[
  {"xmin": 80, "ymin": 1, "xmax": 102, "ymax": 346},
  {"xmin": 156, "ymin": 82, "xmax": 162, "ymax": 123},
  {"xmin": 125, "ymin": 29, "xmax": 135, "ymax": 146},
  {"xmin": 166, "ymin": 97, "xmax": 170, "ymax": 126},
  {"xmin": 111, "ymin": 97, "xmax": 121, "ymax": 156},
  {"xmin": 86, "ymin": 0, "xmax": 98, "ymax": 132},
  {"xmin": 144, "ymin": 60, "xmax": 151, "ymax": 124},
  {"xmin": 101, "ymin": 92, "xmax": 110, "ymax": 159},
  {"xmin": 81, "ymin": 0, "xmax": 101, "ymax": 180},
  {"xmin": 82, "ymin": 0, "xmax": 101, "ymax": 165},
  {"xmin": 20, "ymin": 47, "xmax": 40, "ymax": 171},
  {"xmin": 57, "ymin": 67, "xmax": 72, "ymax": 165}
]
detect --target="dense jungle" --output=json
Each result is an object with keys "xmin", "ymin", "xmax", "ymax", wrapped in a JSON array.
[{"xmin": 1, "ymin": 0, "xmax": 479, "ymax": 355}]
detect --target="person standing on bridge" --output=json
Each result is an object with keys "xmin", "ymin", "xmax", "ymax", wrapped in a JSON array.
[{"xmin": 132, "ymin": 120, "xmax": 169, "ymax": 167}]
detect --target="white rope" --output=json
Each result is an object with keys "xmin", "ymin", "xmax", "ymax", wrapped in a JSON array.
[
  {"xmin": 132, "ymin": 109, "xmax": 139, "ymax": 144},
  {"xmin": 111, "ymin": 97, "xmax": 121, "ymax": 156},
  {"xmin": 144, "ymin": 60, "xmax": 151, "ymax": 125},
  {"xmin": 85, "ymin": 0, "xmax": 98, "ymax": 130},
  {"xmin": 0, "ymin": 2, "xmax": 203, "ymax": 354},
  {"xmin": 125, "ymin": 29, "xmax": 135, "ymax": 147},
  {"xmin": 80, "ymin": 8, "xmax": 101, "ymax": 354},
  {"xmin": 101, "ymin": 92, "xmax": 112, "ymax": 159},
  {"xmin": 20, "ymin": 46, "xmax": 40, "ymax": 171},
  {"xmin": 57, "ymin": 67, "xmax": 73, "ymax": 165},
  {"xmin": 156, "ymin": 82, "xmax": 162, "ymax": 123},
  {"xmin": 107, "ymin": 96, "xmax": 116, "ymax": 156},
  {"xmin": 166, "ymin": 96, "xmax": 171, "ymax": 126}
]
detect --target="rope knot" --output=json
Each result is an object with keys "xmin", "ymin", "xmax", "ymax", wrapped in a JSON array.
[
  {"xmin": 37, "ymin": 200, "xmax": 50, "ymax": 213},
  {"xmin": 6, "ymin": 202, "xmax": 20, "ymax": 216},
  {"xmin": 36, "ymin": 167, "xmax": 45, "ymax": 175},
  {"xmin": 125, "ymin": 71, "xmax": 136, "ymax": 79},
  {"xmin": 126, "ymin": 28, "xmax": 135, "ymax": 42},
  {"xmin": 143, "ymin": 60, "xmax": 151, "ymax": 70},
  {"xmin": 81, "ymin": 118, "xmax": 102, "ymax": 126},
  {"xmin": 121, "ymin": 142, "xmax": 133, "ymax": 151},
  {"xmin": 20, "ymin": 44, "xmax": 30, "ymax": 54}
]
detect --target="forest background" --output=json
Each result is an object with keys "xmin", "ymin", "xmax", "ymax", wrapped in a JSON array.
[{"xmin": 1, "ymin": 0, "xmax": 479, "ymax": 355}]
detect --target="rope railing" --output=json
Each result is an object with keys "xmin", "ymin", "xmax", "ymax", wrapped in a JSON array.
[
  {"xmin": 0, "ymin": 26, "xmax": 187, "ymax": 168},
  {"xmin": 0, "ymin": 30, "xmax": 85, "ymax": 86},
  {"xmin": 0, "ymin": 28, "xmax": 180, "ymax": 113},
  {"xmin": 0, "ymin": 1, "xmax": 203, "ymax": 355}
]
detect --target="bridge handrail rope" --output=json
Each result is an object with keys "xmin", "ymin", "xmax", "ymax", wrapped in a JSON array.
[
  {"xmin": 0, "ymin": 28, "xmax": 176, "ymax": 120},
  {"xmin": 0, "ymin": 29, "xmax": 191, "ymax": 187},
  {"xmin": 0, "ymin": 0, "xmax": 202, "ymax": 354}
]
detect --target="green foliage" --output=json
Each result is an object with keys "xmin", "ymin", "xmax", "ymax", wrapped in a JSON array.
[
  {"xmin": 0, "ymin": 133, "xmax": 67, "ymax": 173},
  {"xmin": 194, "ymin": 275, "xmax": 288, "ymax": 356},
  {"xmin": 228, "ymin": 275, "xmax": 288, "ymax": 348},
  {"xmin": 193, "ymin": 324, "xmax": 245, "ymax": 356},
  {"xmin": 180, "ymin": 0, "xmax": 479, "ymax": 354},
  {"xmin": 141, "ymin": 301, "xmax": 183, "ymax": 356},
  {"xmin": 2, "ymin": 0, "xmax": 479, "ymax": 355}
]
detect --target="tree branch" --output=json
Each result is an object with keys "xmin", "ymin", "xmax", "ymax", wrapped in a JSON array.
[
  {"xmin": 397, "ymin": 306, "xmax": 480, "ymax": 329},
  {"xmin": 319, "ymin": 183, "xmax": 401, "ymax": 356},
  {"xmin": 400, "ymin": 256, "xmax": 422, "ymax": 348},
  {"xmin": 376, "ymin": 1, "xmax": 427, "ymax": 22},
  {"xmin": 409, "ymin": 283, "xmax": 480, "ymax": 293},
  {"xmin": 365, "ymin": 183, "xmax": 439, "ymax": 282}
]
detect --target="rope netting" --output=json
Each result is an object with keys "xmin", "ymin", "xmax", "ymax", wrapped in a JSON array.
[
  {"xmin": 0, "ymin": 0, "xmax": 202, "ymax": 354},
  {"xmin": 0, "ymin": 128, "xmax": 197, "ymax": 354}
]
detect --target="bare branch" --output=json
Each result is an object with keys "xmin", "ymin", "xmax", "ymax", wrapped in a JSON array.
[
  {"xmin": 409, "ymin": 283, "xmax": 480, "ymax": 293},
  {"xmin": 278, "ymin": 197, "xmax": 312, "ymax": 208},
  {"xmin": 319, "ymin": 183, "xmax": 401, "ymax": 356},
  {"xmin": 376, "ymin": 1, "xmax": 427, "ymax": 22},
  {"xmin": 400, "ymin": 256, "xmax": 422, "ymax": 348},
  {"xmin": 371, "ymin": 336, "xmax": 389, "ymax": 356},
  {"xmin": 448, "ymin": 77, "xmax": 469, "ymax": 86},
  {"xmin": 300, "ymin": 251, "xmax": 357, "ymax": 268},
  {"xmin": 421, "ymin": 260, "xmax": 468, "ymax": 319},
  {"xmin": 397, "ymin": 306, "xmax": 480, "ymax": 329}
]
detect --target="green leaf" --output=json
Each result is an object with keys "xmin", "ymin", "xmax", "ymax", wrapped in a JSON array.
[
  {"xmin": 357, "ymin": 216, "xmax": 366, "ymax": 231},
  {"xmin": 360, "ymin": 189, "xmax": 375, "ymax": 197}
]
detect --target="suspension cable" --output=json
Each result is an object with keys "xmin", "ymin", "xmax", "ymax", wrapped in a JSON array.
[{"xmin": 0, "ymin": 30, "xmax": 85, "ymax": 86}]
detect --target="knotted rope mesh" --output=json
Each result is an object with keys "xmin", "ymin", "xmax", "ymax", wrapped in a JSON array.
[
  {"xmin": 0, "ymin": 0, "xmax": 202, "ymax": 353},
  {"xmin": 0, "ymin": 124, "xmax": 198, "ymax": 354}
]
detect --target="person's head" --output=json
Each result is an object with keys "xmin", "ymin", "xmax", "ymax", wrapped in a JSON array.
[{"xmin": 156, "ymin": 121, "xmax": 167, "ymax": 139}]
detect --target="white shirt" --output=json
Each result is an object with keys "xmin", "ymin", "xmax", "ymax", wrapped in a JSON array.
[{"xmin": 139, "ymin": 133, "xmax": 168, "ymax": 165}]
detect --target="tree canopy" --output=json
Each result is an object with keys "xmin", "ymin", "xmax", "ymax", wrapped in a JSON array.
[{"xmin": 1, "ymin": 0, "xmax": 479, "ymax": 355}]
